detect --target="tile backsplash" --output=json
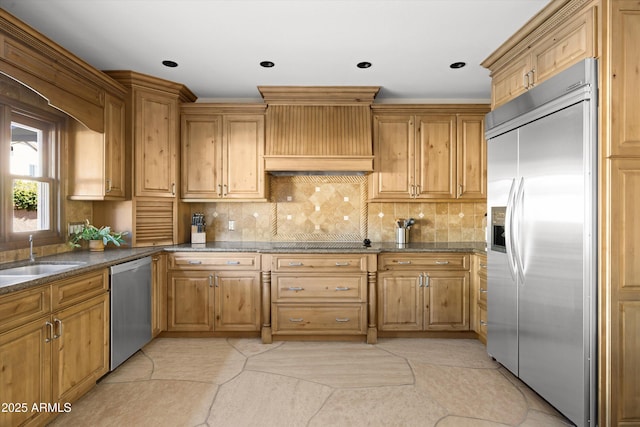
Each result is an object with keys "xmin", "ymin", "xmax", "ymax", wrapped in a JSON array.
[{"xmin": 189, "ymin": 176, "xmax": 487, "ymax": 243}]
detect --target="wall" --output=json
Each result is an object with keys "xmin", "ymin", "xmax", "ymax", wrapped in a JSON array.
[{"xmin": 186, "ymin": 176, "xmax": 487, "ymax": 243}]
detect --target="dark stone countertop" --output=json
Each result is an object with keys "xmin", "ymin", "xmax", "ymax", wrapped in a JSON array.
[
  {"xmin": 164, "ymin": 241, "xmax": 487, "ymax": 254},
  {"xmin": 0, "ymin": 241, "xmax": 486, "ymax": 296}
]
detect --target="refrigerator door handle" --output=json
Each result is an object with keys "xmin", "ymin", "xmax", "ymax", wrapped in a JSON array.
[
  {"xmin": 512, "ymin": 177, "xmax": 526, "ymax": 284},
  {"xmin": 504, "ymin": 178, "xmax": 518, "ymax": 281}
]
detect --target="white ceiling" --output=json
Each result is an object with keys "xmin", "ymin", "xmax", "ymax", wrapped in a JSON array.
[{"xmin": 0, "ymin": 0, "xmax": 549, "ymax": 103}]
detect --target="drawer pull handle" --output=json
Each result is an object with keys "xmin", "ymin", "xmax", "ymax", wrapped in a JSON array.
[
  {"xmin": 53, "ymin": 318, "xmax": 62, "ymax": 339},
  {"xmin": 289, "ymin": 318, "xmax": 304, "ymax": 322},
  {"xmin": 188, "ymin": 260, "xmax": 202, "ymax": 265},
  {"xmin": 45, "ymin": 321, "xmax": 54, "ymax": 343},
  {"xmin": 288, "ymin": 262, "xmax": 304, "ymax": 267},
  {"xmin": 335, "ymin": 318, "xmax": 350, "ymax": 323},
  {"xmin": 335, "ymin": 262, "xmax": 350, "ymax": 267},
  {"xmin": 396, "ymin": 261, "xmax": 412, "ymax": 265},
  {"xmin": 479, "ymin": 263, "xmax": 487, "ymax": 268},
  {"xmin": 479, "ymin": 320, "xmax": 488, "ymax": 326},
  {"xmin": 287, "ymin": 287, "xmax": 304, "ymax": 291},
  {"xmin": 435, "ymin": 261, "xmax": 450, "ymax": 265},
  {"xmin": 226, "ymin": 260, "xmax": 240, "ymax": 265},
  {"xmin": 479, "ymin": 288, "xmax": 488, "ymax": 293},
  {"xmin": 335, "ymin": 287, "xmax": 351, "ymax": 291}
]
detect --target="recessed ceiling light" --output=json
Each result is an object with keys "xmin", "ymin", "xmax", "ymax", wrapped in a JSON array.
[
  {"xmin": 162, "ymin": 60, "xmax": 178, "ymax": 68},
  {"xmin": 357, "ymin": 61, "xmax": 372, "ymax": 69},
  {"xmin": 260, "ymin": 61, "xmax": 275, "ymax": 68},
  {"xmin": 450, "ymin": 62, "xmax": 466, "ymax": 69}
]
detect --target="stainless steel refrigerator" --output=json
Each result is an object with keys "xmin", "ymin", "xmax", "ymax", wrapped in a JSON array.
[{"xmin": 485, "ymin": 58, "xmax": 597, "ymax": 427}]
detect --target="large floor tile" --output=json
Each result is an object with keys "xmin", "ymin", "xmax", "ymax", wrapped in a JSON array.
[
  {"xmin": 377, "ymin": 338, "xmax": 499, "ymax": 369},
  {"xmin": 245, "ymin": 341, "xmax": 414, "ymax": 387},
  {"xmin": 101, "ymin": 351, "xmax": 153, "ymax": 383},
  {"xmin": 208, "ymin": 370, "xmax": 332, "ymax": 427},
  {"xmin": 310, "ymin": 385, "xmax": 448, "ymax": 427},
  {"xmin": 143, "ymin": 337, "xmax": 246, "ymax": 384},
  {"xmin": 49, "ymin": 380, "xmax": 217, "ymax": 427},
  {"xmin": 413, "ymin": 362, "xmax": 528, "ymax": 426}
]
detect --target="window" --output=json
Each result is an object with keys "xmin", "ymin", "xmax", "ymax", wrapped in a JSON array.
[{"xmin": 1, "ymin": 104, "xmax": 63, "ymax": 249}]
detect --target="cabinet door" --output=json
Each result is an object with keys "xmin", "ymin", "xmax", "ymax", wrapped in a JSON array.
[
  {"xmin": 530, "ymin": 7, "xmax": 595, "ymax": 88},
  {"xmin": 51, "ymin": 293, "xmax": 109, "ymax": 404},
  {"xmin": 167, "ymin": 271, "xmax": 214, "ymax": 331},
  {"xmin": 0, "ymin": 319, "xmax": 52, "ymax": 427},
  {"xmin": 609, "ymin": 158, "xmax": 640, "ymax": 425},
  {"xmin": 457, "ymin": 115, "xmax": 486, "ymax": 199},
  {"xmin": 423, "ymin": 271, "xmax": 469, "ymax": 331},
  {"xmin": 214, "ymin": 271, "xmax": 261, "ymax": 331},
  {"xmin": 135, "ymin": 88, "xmax": 178, "ymax": 197},
  {"xmin": 377, "ymin": 271, "xmax": 422, "ymax": 331},
  {"xmin": 491, "ymin": 55, "xmax": 531, "ymax": 109},
  {"xmin": 610, "ymin": 1, "xmax": 640, "ymax": 156},
  {"xmin": 370, "ymin": 115, "xmax": 415, "ymax": 199},
  {"xmin": 415, "ymin": 115, "xmax": 456, "ymax": 199},
  {"xmin": 223, "ymin": 115, "xmax": 265, "ymax": 199},
  {"xmin": 181, "ymin": 114, "xmax": 223, "ymax": 199},
  {"xmin": 104, "ymin": 92, "xmax": 126, "ymax": 198}
]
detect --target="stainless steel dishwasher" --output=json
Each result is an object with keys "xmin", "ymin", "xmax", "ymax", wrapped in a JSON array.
[{"xmin": 110, "ymin": 256, "xmax": 152, "ymax": 370}]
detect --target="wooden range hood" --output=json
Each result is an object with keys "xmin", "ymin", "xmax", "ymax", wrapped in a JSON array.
[{"xmin": 258, "ymin": 86, "xmax": 380, "ymax": 174}]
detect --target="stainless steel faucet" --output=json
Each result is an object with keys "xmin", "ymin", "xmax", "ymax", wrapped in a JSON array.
[{"xmin": 29, "ymin": 234, "xmax": 36, "ymax": 262}]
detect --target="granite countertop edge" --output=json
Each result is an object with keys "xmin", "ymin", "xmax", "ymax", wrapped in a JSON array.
[{"xmin": 0, "ymin": 242, "xmax": 486, "ymax": 296}]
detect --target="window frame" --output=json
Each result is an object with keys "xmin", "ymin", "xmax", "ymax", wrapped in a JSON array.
[{"xmin": 1, "ymin": 100, "xmax": 66, "ymax": 250}]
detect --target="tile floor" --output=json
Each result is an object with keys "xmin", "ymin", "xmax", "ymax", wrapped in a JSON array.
[{"xmin": 49, "ymin": 338, "xmax": 573, "ymax": 427}]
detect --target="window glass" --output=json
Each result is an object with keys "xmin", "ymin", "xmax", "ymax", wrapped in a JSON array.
[{"xmin": 8, "ymin": 119, "xmax": 55, "ymax": 235}]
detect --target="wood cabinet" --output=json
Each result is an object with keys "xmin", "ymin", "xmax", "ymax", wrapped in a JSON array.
[
  {"xmin": 487, "ymin": 5, "xmax": 595, "ymax": 108},
  {"xmin": 97, "ymin": 71, "xmax": 196, "ymax": 247},
  {"xmin": 267, "ymin": 254, "xmax": 376, "ymax": 342},
  {"xmin": 151, "ymin": 253, "xmax": 167, "ymax": 337},
  {"xmin": 0, "ymin": 269, "xmax": 109, "ymax": 427},
  {"xmin": 167, "ymin": 253, "xmax": 261, "ymax": 332},
  {"xmin": 457, "ymin": 115, "xmax": 487, "ymax": 199},
  {"xmin": 377, "ymin": 253, "xmax": 470, "ymax": 332},
  {"xmin": 369, "ymin": 106, "xmax": 489, "ymax": 201},
  {"xmin": 134, "ymin": 87, "xmax": 179, "ymax": 198},
  {"xmin": 68, "ymin": 92, "xmax": 127, "ymax": 200},
  {"xmin": 180, "ymin": 104, "xmax": 267, "ymax": 201}
]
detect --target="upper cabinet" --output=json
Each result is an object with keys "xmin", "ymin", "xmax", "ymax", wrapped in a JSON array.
[
  {"xmin": 68, "ymin": 92, "xmax": 127, "ymax": 200},
  {"xmin": 485, "ymin": 5, "xmax": 595, "ymax": 108},
  {"xmin": 105, "ymin": 70, "xmax": 197, "ymax": 199},
  {"xmin": 369, "ymin": 105, "xmax": 489, "ymax": 202},
  {"xmin": 180, "ymin": 104, "xmax": 267, "ymax": 201}
]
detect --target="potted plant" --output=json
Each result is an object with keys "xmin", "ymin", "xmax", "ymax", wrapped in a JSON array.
[{"xmin": 69, "ymin": 220, "xmax": 128, "ymax": 251}]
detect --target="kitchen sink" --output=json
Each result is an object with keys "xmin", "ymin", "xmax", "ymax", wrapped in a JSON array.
[
  {"xmin": 0, "ymin": 263, "xmax": 85, "ymax": 287},
  {"xmin": 0, "ymin": 263, "xmax": 83, "ymax": 276}
]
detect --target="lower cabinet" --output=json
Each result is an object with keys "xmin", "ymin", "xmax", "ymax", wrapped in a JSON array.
[
  {"xmin": 377, "ymin": 253, "xmax": 471, "ymax": 332},
  {"xmin": 166, "ymin": 253, "xmax": 261, "ymax": 332},
  {"xmin": 378, "ymin": 270, "xmax": 470, "ymax": 331},
  {"xmin": 266, "ymin": 254, "xmax": 376, "ymax": 342},
  {"xmin": 0, "ymin": 269, "xmax": 109, "ymax": 427}
]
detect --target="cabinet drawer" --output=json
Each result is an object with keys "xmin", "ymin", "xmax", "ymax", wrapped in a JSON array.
[
  {"xmin": 379, "ymin": 253, "xmax": 469, "ymax": 271},
  {"xmin": 272, "ymin": 254, "xmax": 368, "ymax": 272},
  {"xmin": 273, "ymin": 304, "xmax": 366, "ymax": 334},
  {"xmin": 0, "ymin": 286, "xmax": 51, "ymax": 333},
  {"xmin": 52, "ymin": 269, "xmax": 108, "ymax": 310},
  {"xmin": 169, "ymin": 252, "xmax": 259, "ymax": 270},
  {"xmin": 272, "ymin": 274, "xmax": 366, "ymax": 302}
]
